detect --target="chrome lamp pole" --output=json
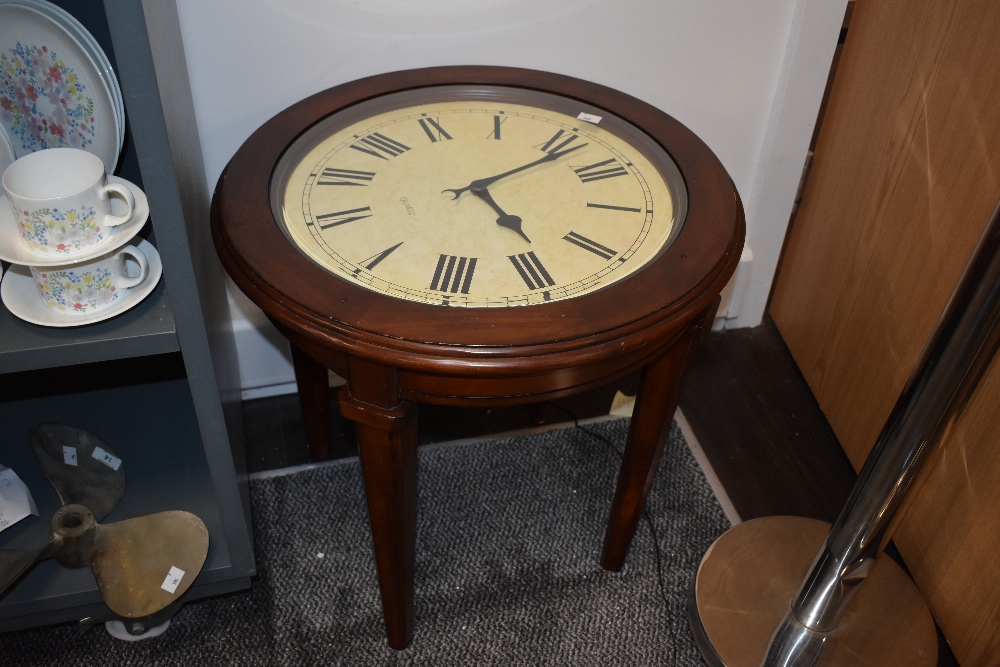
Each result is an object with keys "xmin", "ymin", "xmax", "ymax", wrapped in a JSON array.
[{"xmin": 689, "ymin": 198, "xmax": 1000, "ymax": 667}]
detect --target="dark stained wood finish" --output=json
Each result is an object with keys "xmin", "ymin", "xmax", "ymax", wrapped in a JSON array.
[
  {"xmin": 211, "ymin": 66, "xmax": 741, "ymax": 359},
  {"xmin": 212, "ymin": 66, "xmax": 744, "ymax": 649},
  {"xmin": 290, "ymin": 343, "xmax": 333, "ymax": 461},
  {"xmin": 339, "ymin": 380, "xmax": 418, "ymax": 648},
  {"xmin": 603, "ymin": 296, "xmax": 719, "ymax": 570}
]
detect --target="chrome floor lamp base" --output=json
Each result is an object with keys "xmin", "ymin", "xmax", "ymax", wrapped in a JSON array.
[
  {"xmin": 686, "ymin": 197, "xmax": 1000, "ymax": 666},
  {"xmin": 688, "ymin": 516, "xmax": 938, "ymax": 667}
]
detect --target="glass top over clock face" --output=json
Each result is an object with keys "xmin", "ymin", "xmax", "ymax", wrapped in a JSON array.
[{"xmin": 272, "ymin": 86, "xmax": 687, "ymax": 308}]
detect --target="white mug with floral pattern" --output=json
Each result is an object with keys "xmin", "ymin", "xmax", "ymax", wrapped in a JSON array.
[
  {"xmin": 30, "ymin": 244, "xmax": 149, "ymax": 316},
  {"xmin": 2, "ymin": 148, "xmax": 135, "ymax": 255}
]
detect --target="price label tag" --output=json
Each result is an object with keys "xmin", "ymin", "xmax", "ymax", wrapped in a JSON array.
[
  {"xmin": 577, "ymin": 112, "xmax": 603, "ymax": 124},
  {"xmin": 0, "ymin": 466, "xmax": 39, "ymax": 534},
  {"xmin": 63, "ymin": 446, "xmax": 78, "ymax": 466},
  {"xmin": 91, "ymin": 446, "xmax": 122, "ymax": 471},
  {"xmin": 161, "ymin": 566, "xmax": 185, "ymax": 594}
]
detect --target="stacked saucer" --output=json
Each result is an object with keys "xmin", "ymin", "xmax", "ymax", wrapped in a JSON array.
[{"xmin": 0, "ymin": 149, "xmax": 161, "ymax": 327}]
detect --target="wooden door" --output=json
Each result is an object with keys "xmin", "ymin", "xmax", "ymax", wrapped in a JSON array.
[{"xmin": 769, "ymin": 0, "xmax": 1000, "ymax": 663}]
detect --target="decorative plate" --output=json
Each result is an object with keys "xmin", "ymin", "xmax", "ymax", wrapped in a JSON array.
[
  {"xmin": 0, "ymin": 1, "xmax": 120, "ymax": 171},
  {"xmin": 12, "ymin": 0, "xmax": 124, "ymax": 153}
]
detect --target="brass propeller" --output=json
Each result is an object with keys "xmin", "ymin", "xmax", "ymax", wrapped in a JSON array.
[
  {"xmin": 0, "ymin": 425, "xmax": 209, "ymax": 623},
  {"xmin": 31, "ymin": 424, "xmax": 125, "ymax": 521}
]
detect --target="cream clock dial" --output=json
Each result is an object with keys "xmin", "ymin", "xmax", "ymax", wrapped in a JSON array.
[{"xmin": 274, "ymin": 87, "xmax": 686, "ymax": 307}]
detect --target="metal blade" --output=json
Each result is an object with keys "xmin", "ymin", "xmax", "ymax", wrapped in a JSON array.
[
  {"xmin": 30, "ymin": 425, "xmax": 125, "ymax": 521},
  {"xmin": 90, "ymin": 511, "xmax": 209, "ymax": 618},
  {"xmin": 0, "ymin": 538, "xmax": 58, "ymax": 599}
]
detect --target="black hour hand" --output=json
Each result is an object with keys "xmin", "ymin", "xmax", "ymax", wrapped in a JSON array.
[{"xmin": 471, "ymin": 187, "xmax": 530, "ymax": 243}]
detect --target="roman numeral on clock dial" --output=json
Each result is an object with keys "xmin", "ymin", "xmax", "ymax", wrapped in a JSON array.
[
  {"xmin": 573, "ymin": 158, "xmax": 629, "ymax": 183},
  {"xmin": 313, "ymin": 206, "xmax": 372, "ymax": 230},
  {"xmin": 488, "ymin": 115, "xmax": 506, "ymax": 140},
  {"xmin": 509, "ymin": 251, "xmax": 555, "ymax": 290},
  {"xmin": 537, "ymin": 129, "xmax": 582, "ymax": 155},
  {"xmin": 350, "ymin": 133, "xmax": 410, "ymax": 159},
  {"xmin": 418, "ymin": 117, "xmax": 453, "ymax": 142},
  {"xmin": 563, "ymin": 231, "xmax": 617, "ymax": 260},
  {"xmin": 430, "ymin": 254, "xmax": 477, "ymax": 293},
  {"xmin": 316, "ymin": 168, "xmax": 375, "ymax": 186}
]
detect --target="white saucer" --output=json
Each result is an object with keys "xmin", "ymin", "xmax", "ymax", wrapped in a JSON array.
[
  {"xmin": 0, "ymin": 176, "xmax": 148, "ymax": 266},
  {"xmin": 1, "ymin": 238, "xmax": 162, "ymax": 327}
]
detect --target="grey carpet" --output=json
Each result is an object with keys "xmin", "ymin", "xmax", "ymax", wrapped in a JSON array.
[{"xmin": 1, "ymin": 418, "xmax": 730, "ymax": 666}]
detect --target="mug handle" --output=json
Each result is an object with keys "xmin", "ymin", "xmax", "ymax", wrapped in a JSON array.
[
  {"xmin": 115, "ymin": 245, "xmax": 149, "ymax": 289},
  {"xmin": 100, "ymin": 181, "xmax": 136, "ymax": 226}
]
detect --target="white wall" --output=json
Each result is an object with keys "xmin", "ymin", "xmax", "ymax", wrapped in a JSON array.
[{"xmin": 172, "ymin": 0, "xmax": 843, "ymax": 391}]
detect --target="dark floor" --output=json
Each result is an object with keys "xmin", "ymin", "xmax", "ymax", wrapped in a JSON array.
[
  {"xmin": 242, "ymin": 316, "xmax": 960, "ymax": 666},
  {"xmin": 677, "ymin": 317, "xmax": 858, "ymax": 523}
]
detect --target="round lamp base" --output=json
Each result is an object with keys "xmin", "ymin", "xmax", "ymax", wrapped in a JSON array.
[{"xmin": 689, "ymin": 516, "xmax": 938, "ymax": 667}]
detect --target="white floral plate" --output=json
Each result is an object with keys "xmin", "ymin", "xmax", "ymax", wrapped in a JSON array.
[
  {"xmin": 0, "ymin": 2, "xmax": 120, "ymax": 171},
  {"xmin": 11, "ymin": 0, "xmax": 124, "ymax": 153},
  {"xmin": 1, "ymin": 237, "xmax": 161, "ymax": 327},
  {"xmin": 0, "ymin": 175, "xmax": 147, "ymax": 265}
]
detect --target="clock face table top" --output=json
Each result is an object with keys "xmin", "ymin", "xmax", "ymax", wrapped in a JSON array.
[
  {"xmin": 212, "ymin": 66, "xmax": 743, "ymax": 372},
  {"xmin": 211, "ymin": 66, "xmax": 744, "ymax": 649},
  {"xmin": 273, "ymin": 88, "xmax": 687, "ymax": 308}
]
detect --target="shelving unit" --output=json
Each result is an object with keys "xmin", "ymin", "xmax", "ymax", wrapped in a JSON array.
[
  {"xmin": 0, "ymin": 281, "xmax": 177, "ymax": 372},
  {"xmin": 0, "ymin": 0, "xmax": 254, "ymax": 631}
]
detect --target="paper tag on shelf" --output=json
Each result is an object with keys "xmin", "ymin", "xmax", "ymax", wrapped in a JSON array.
[
  {"xmin": 577, "ymin": 112, "xmax": 603, "ymax": 124},
  {"xmin": 63, "ymin": 446, "xmax": 78, "ymax": 466},
  {"xmin": 0, "ymin": 466, "xmax": 39, "ymax": 534},
  {"xmin": 161, "ymin": 566, "xmax": 185, "ymax": 594},
  {"xmin": 91, "ymin": 446, "xmax": 122, "ymax": 471}
]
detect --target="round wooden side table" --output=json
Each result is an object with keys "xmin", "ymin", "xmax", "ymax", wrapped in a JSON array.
[{"xmin": 211, "ymin": 66, "xmax": 744, "ymax": 649}]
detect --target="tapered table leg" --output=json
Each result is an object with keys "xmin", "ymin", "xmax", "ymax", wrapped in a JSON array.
[
  {"xmin": 339, "ymin": 384, "xmax": 418, "ymax": 650},
  {"xmin": 291, "ymin": 343, "xmax": 334, "ymax": 461},
  {"xmin": 601, "ymin": 300, "xmax": 718, "ymax": 571}
]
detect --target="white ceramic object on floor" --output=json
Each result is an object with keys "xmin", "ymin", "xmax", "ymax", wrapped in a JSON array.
[
  {"xmin": 0, "ymin": 2, "xmax": 121, "ymax": 171},
  {"xmin": 0, "ymin": 175, "xmax": 147, "ymax": 265},
  {"xmin": 105, "ymin": 619, "xmax": 171, "ymax": 642},
  {"xmin": 1, "ymin": 237, "xmax": 161, "ymax": 327}
]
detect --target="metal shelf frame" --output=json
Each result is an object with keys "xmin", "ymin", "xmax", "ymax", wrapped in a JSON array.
[{"xmin": 0, "ymin": 0, "xmax": 254, "ymax": 631}]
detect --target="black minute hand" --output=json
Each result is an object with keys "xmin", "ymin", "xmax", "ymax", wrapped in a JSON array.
[
  {"xmin": 442, "ymin": 142, "xmax": 588, "ymax": 200},
  {"xmin": 470, "ymin": 186, "xmax": 530, "ymax": 242}
]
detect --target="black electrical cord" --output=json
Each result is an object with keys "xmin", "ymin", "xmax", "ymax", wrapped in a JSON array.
[{"xmin": 547, "ymin": 402, "xmax": 679, "ymax": 667}]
